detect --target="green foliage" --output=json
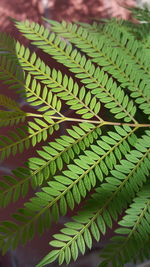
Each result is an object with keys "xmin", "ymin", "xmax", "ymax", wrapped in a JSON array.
[
  {"xmin": 0, "ymin": 7, "xmax": 150, "ymax": 267},
  {"xmin": 99, "ymin": 184, "xmax": 150, "ymax": 266},
  {"xmin": 127, "ymin": 5, "xmax": 150, "ymax": 22}
]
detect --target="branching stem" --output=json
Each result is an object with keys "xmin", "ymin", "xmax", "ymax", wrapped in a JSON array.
[{"xmin": 26, "ymin": 113, "xmax": 150, "ymax": 127}]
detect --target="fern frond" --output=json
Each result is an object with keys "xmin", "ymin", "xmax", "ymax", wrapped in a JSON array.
[
  {"xmin": 0, "ymin": 166, "xmax": 32, "ymax": 207},
  {"xmin": 0, "ymin": 54, "xmax": 24, "ymax": 89},
  {"xmin": 99, "ymin": 184, "xmax": 150, "ymax": 267},
  {"xmin": 0, "ymin": 37, "xmax": 102, "ymax": 120},
  {"xmin": 49, "ymin": 18, "xmax": 148, "ymax": 79},
  {"xmin": 46, "ymin": 19, "xmax": 150, "ymax": 119},
  {"xmin": 0, "ymin": 118, "xmax": 61, "ymax": 161},
  {"xmin": 0, "ymin": 9, "xmax": 150, "ymax": 267},
  {"xmin": 0, "ymin": 127, "xmax": 28, "ymax": 160},
  {"xmin": 47, "ymin": 19, "xmax": 150, "ymax": 93},
  {"xmin": 27, "ymin": 125, "xmax": 137, "ymax": 216},
  {"xmin": 15, "ymin": 42, "xmax": 102, "ymax": 120},
  {"xmin": 0, "ymin": 111, "xmax": 26, "ymax": 127},
  {"xmin": 0, "ymin": 54, "xmax": 64, "ymax": 118},
  {"xmin": 127, "ymin": 6, "xmax": 150, "ymax": 22},
  {"xmin": 25, "ymin": 76, "xmax": 63, "ymax": 117},
  {"xmin": 101, "ymin": 21, "xmax": 150, "ymax": 118},
  {"xmin": 15, "ymin": 20, "xmax": 137, "ymax": 123},
  {"xmin": 0, "ymin": 122, "xmax": 99, "ymax": 207},
  {"xmin": 0, "ymin": 32, "xmax": 16, "ymax": 52},
  {"xmin": 103, "ymin": 20, "xmax": 150, "ymax": 80},
  {"xmin": 0, "ymin": 94, "xmax": 21, "ymax": 111},
  {"xmin": 37, "ymin": 132, "xmax": 150, "ymax": 266},
  {"xmin": 0, "ymin": 126, "xmax": 140, "ymax": 255}
]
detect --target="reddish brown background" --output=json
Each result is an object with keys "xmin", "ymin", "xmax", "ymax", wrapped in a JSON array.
[{"xmin": 0, "ymin": 0, "xmax": 135, "ymax": 34}]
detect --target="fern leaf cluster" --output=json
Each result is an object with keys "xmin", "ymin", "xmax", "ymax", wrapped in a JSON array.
[
  {"xmin": 15, "ymin": 20, "xmax": 139, "ymax": 123},
  {"xmin": 46, "ymin": 18, "xmax": 150, "ymax": 119},
  {"xmin": 0, "ymin": 6, "xmax": 150, "ymax": 267},
  {"xmin": 37, "ymin": 131, "xmax": 150, "ymax": 266},
  {"xmin": 100, "ymin": 184, "xmax": 150, "ymax": 266}
]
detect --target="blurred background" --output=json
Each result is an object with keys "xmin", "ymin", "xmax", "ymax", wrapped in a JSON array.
[
  {"xmin": 0, "ymin": 0, "xmax": 150, "ymax": 266},
  {"xmin": 0, "ymin": 0, "xmax": 136, "ymax": 34}
]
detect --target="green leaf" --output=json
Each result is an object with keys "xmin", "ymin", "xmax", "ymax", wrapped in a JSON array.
[{"xmin": 84, "ymin": 228, "xmax": 92, "ymax": 249}]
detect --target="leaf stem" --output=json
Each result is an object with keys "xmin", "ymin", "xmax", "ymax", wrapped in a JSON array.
[
  {"xmin": 103, "ymin": 121, "xmax": 150, "ymax": 128},
  {"xmin": 27, "ymin": 113, "xmax": 150, "ymax": 127}
]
